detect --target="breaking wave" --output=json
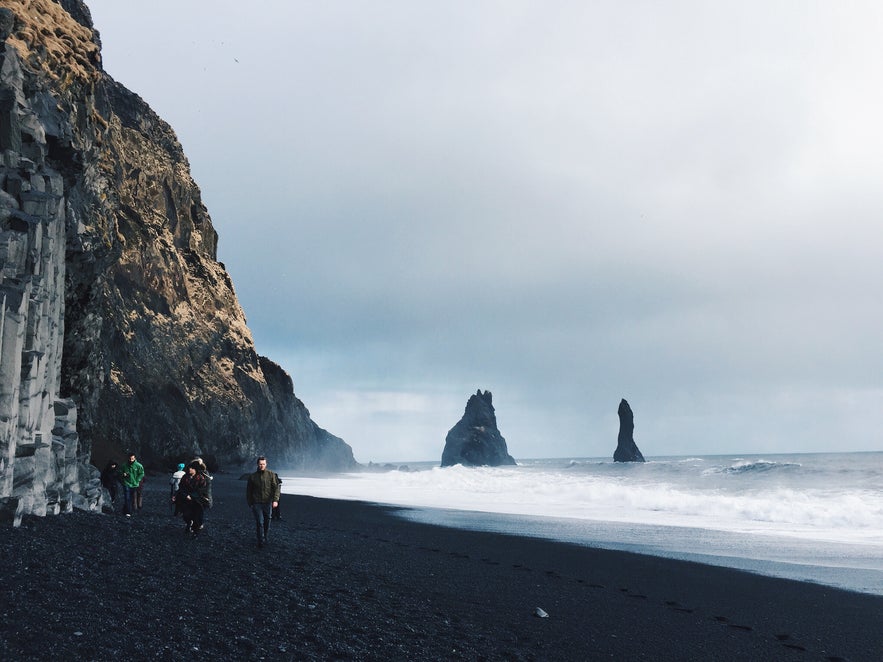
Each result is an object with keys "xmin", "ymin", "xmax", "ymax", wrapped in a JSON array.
[
  {"xmin": 707, "ymin": 459, "xmax": 803, "ymax": 475},
  {"xmin": 282, "ymin": 451, "xmax": 883, "ymax": 595}
]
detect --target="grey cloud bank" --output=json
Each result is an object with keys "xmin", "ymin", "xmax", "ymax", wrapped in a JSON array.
[{"xmin": 86, "ymin": 1, "xmax": 883, "ymax": 462}]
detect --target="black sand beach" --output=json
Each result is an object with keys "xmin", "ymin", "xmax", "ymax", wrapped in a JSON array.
[{"xmin": 1, "ymin": 474, "xmax": 881, "ymax": 661}]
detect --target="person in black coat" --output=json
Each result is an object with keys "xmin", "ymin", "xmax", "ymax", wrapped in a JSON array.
[
  {"xmin": 271, "ymin": 477, "xmax": 283, "ymax": 520},
  {"xmin": 100, "ymin": 460, "xmax": 119, "ymax": 507},
  {"xmin": 174, "ymin": 461, "xmax": 212, "ymax": 534}
]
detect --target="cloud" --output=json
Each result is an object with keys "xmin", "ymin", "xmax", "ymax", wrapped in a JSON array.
[{"xmin": 87, "ymin": 1, "xmax": 883, "ymax": 461}]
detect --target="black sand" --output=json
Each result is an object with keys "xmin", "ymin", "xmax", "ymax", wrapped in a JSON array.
[{"xmin": 1, "ymin": 473, "xmax": 881, "ymax": 661}]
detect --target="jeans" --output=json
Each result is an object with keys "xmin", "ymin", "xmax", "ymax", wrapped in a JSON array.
[
  {"xmin": 122, "ymin": 485, "xmax": 136, "ymax": 515},
  {"xmin": 251, "ymin": 502, "xmax": 272, "ymax": 543}
]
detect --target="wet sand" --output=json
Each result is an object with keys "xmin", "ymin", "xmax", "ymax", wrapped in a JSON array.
[{"xmin": 1, "ymin": 473, "xmax": 881, "ymax": 660}]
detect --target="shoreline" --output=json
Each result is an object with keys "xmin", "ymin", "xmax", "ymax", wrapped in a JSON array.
[
  {"xmin": 280, "ymin": 451, "xmax": 883, "ymax": 598},
  {"xmin": 390, "ymin": 505, "xmax": 883, "ymax": 597},
  {"xmin": 2, "ymin": 473, "xmax": 882, "ymax": 660}
]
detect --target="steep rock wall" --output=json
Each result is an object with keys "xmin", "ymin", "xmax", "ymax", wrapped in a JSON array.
[
  {"xmin": 0, "ymin": 0, "xmax": 105, "ymax": 523},
  {"xmin": 0, "ymin": 0, "xmax": 355, "ymax": 525}
]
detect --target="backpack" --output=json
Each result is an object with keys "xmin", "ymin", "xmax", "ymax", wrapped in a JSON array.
[{"xmin": 169, "ymin": 471, "xmax": 184, "ymax": 494}]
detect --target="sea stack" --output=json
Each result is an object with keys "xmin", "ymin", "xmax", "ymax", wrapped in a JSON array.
[
  {"xmin": 441, "ymin": 390, "xmax": 516, "ymax": 467},
  {"xmin": 614, "ymin": 399, "xmax": 645, "ymax": 462}
]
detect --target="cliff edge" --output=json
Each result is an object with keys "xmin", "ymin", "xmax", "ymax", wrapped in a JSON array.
[{"xmin": 0, "ymin": 0, "xmax": 355, "ymax": 523}]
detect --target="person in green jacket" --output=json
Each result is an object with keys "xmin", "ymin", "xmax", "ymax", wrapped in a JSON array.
[
  {"xmin": 119, "ymin": 451, "xmax": 145, "ymax": 517},
  {"xmin": 246, "ymin": 456, "xmax": 280, "ymax": 548}
]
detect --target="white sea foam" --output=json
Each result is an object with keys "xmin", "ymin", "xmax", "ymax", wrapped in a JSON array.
[
  {"xmin": 281, "ymin": 452, "xmax": 883, "ymax": 594},
  {"xmin": 283, "ymin": 457, "xmax": 883, "ymax": 545}
]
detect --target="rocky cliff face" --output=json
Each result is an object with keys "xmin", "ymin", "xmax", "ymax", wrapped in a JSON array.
[
  {"xmin": 441, "ymin": 390, "xmax": 516, "ymax": 467},
  {"xmin": 614, "ymin": 398, "xmax": 645, "ymax": 462},
  {"xmin": 0, "ymin": 0, "xmax": 355, "ymax": 523}
]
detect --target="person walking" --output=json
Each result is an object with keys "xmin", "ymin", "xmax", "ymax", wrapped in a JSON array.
[
  {"xmin": 118, "ymin": 451, "xmax": 144, "ymax": 517},
  {"xmin": 170, "ymin": 463, "xmax": 185, "ymax": 515},
  {"xmin": 190, "ymin": 456, "xmax": 213, "ymax": 517},
  {"xmin": 174, "ymin": 461, "xmax": 211, "ymax": 534},
  {"xmin": 134, "ymin": 473, "xmax": 145, "ymax": 511},
  {"xmin": 246, "ymin": 456, "xmax": 280, "ymax": 548},
  {"xmin": 271, "ymin": 476, "xmax": 283, "ymax": 520},
  {"xmin": 100, "ymin": 460, "xmax": 119, "ymax": 509}
]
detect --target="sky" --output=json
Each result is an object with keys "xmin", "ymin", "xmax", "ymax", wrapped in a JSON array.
[{"xmin": 84, "ymin": 1, "xmax": 883, "ymax": 462}]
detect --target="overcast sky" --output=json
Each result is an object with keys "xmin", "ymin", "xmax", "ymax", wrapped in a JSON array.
[{"xmin": 85, "ymin": 1, "xmax": 883, "ymax": 462}]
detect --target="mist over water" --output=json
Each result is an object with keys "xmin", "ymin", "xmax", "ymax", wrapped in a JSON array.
[{"xmin": 281, "ymin": 452, "xmax": 883, "ymax": 595}]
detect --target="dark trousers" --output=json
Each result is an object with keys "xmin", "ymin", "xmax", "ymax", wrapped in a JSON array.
[
  {"xmin": 181, "ymin": 500, "xmax": 205, "ymax": 529},
  {"xmin": 251, "ymin": 502, "xmax": 272, "ymax": 543},
  {"xmin": 122, "ymin": 485, "xmax": 136, "ymax": 515}
]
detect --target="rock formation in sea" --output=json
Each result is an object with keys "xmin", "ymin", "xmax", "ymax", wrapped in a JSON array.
[
  {"xmin": 0, "ymin": 0, "xmax": 355, "ymax": 524},
  {"xmin": 614, "ymin": 398, "xmax": 645, "ymax": 462},
  {"xmin": 441, "ymin": 390, "xmax": 516, "ymax": 467}
]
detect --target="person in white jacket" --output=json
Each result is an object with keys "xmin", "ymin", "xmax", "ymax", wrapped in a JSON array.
[{"xmin": 169, "ymin": 463, "xmax": 185, "ymax": 515}]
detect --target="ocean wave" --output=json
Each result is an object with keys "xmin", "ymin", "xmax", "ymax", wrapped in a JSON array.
[
  {"xmin": 704, "ymin": 459, "xmax": 803, "ymax": 475},
  {"xmin": 282, "ymin": 459, "xmax": 883, "ymax": 546}
]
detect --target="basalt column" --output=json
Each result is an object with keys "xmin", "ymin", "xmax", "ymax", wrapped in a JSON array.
[{"xmin": 0, "ymin": 122, "xmax": 102, "ymax": 525}]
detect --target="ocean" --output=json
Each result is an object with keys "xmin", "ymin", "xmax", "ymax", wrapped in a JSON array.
[{"xmin": 280, "ymin": 452, "xmax": 883, "ymax": 596}]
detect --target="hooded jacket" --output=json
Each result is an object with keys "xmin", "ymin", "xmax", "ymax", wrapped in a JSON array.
[{"xmin": 119, "ymin": 459, "xmax": 144, "ymax": 489}]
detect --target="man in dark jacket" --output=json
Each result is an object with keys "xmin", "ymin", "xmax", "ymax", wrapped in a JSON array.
[
  {"xmin": 246, "ymin": 456, "xmax": 280, "ymax": 548},
  {"xmin": 271, "ymin": 477, "xmax": 283, "ymax": 521},
  {"xmin": 100, "ymin": 460, "xmax": 119, "ymax": 508}
]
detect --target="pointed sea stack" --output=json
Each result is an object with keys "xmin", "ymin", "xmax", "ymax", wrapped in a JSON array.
[
  {"xmin": 441, "ymin": 390, "xmax": 516, "ymax": 467},
  {"xmin": 614, "ymin": 399, "xmax": 645, "ymax": 462}
]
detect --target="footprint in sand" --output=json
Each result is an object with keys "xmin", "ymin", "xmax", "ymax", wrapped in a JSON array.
[
  {"xmin": 665, "ymin": 601, "xmax": 695, "ymax": 614},
  {"xmin": 714, "ymin": 616, "xmax": 752, "ymax": 631}
]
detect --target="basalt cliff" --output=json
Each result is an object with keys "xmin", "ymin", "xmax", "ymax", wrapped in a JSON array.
[
  {"xmin": 0, "ymin": 0, "xmax": 355, "ymax": 524},
  {"xmin": 441, "ymin": 390, "xmax": 516, "ymax": 467}
]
